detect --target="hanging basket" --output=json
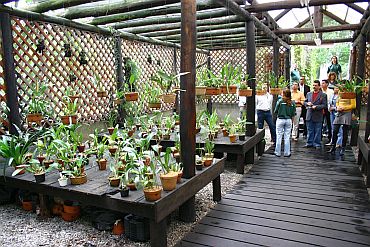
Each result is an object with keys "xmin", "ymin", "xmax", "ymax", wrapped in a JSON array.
[
  {"xmin": 195, "ymin": 86, "xmax": 207, "ymax": 96},
  {"xmin": 239, "ymin": 89, "xmax": 253, "ymax": 97},
  {"xmin": 256, "ymin": 89, "xmax": 266, "ymax": 95},
  {"xmin": 125, "ymin": 92, "xmax": 139, "ymax": 101},
  {"xmin": 26, "ymin": 113, "xmax": 43, "ymax": 124},
  {"xmin": 270, "ymin": 88, "xmax": 282, "ymax": 95},
  {"xmin": 69, "ymin": 95, "xmax": 81, "ymax": 102},
  {"xmin": 339, "ymin": 92, "xmax": 356, "ymax": 99},
  {"xmin": 148, "ymin": 102, "xmax": 162, "ymax": 109},
  {"xmin": 161, "ymin": 93, "xmax": 176, "ymax": 104},
  {"xmin": 220, "ymin": 85, "xmax": 237, "ymax": 94},
  {"xmin": 205, "ymin": 87, "xmax": 221, "ymax": 95},
  {"xmin": 60, "ymin": 115, "xmax": 78, "ymax": 125},
  {"xmin": 97, "ymin": 91, "xmax": 108, "ymax": 98}
]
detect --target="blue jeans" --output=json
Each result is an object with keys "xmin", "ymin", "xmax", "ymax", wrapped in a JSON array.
[
  {"xmin": 275, "ymin": 118, "xmax": 292, "ymax": 156},
  {"xmin": 306, "ymin": 120, "xmax": 322, "ymax": 147},
  {"xmin": 257, "ymin": 110, "xmax": 276, "ymax": 142},
  {"xmin": 330, "ymin": 111, "xmax": 342, "ymax": 145}
]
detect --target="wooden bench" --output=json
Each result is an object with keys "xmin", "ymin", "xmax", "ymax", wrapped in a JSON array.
[
  {"xmin": 357, "ymin": 137, "xmax": 370, "ymax": 187},
  {"xmin": 0, "ymin": 157, "xmax": 225, "ymax": 247}
]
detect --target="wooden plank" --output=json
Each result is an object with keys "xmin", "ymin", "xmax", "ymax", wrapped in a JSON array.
[{"xmin": 181, "ymin": 232, "xmax": 259, "ymax": 247}]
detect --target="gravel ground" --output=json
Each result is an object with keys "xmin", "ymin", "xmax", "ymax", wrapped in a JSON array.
[{"xmin": 0, "ymin": 131, "xmax": 274, "ymax": 247}]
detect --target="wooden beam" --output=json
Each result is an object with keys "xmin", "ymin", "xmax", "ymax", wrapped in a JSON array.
[
  {"xmin": 0, "ymin": 12, "xmax": 21, "ymax": 134},
  {"xmin": 121, "ymin": 15, "xmax": 243, "ymax": 34},
  {"xmin": 25, "ymin": 0, "xmax": 102, "ymax": 13},
  {"xmin": 156, "ymin": 27, "xmax": 246, "ymax": 40},
  {"xmin": 289, "ymin": 38, "xmax": 352, "ymax": 45},
  {"xmin": 274, "ymin": 9, "xmax": 291, "ymax": 22},
  {"xmin": 0, "ymin": 5, "xmax": 209, "ymax": 54},
  {"xmin": 180, "ymin": 0, "xmax": 196, "ymax": 179},
  {"xmin": 346, "ymin": 3, "xmax": 365, "ymax": 14},
  {"xmin": 114, "ymin": 8, "xmax": 231, "ymax": 29},
  {"xmin": 214, "ymin": 0, "xmax": 289, "ymax": 49},
  {"xmin": 245, "ymin": 0, "xmax": 368, "ymax": 13},
  {"xmin": 89, "ymin": 0, "xmax": 244, "ymax": 26},
  {"xmin": 296, "ymin": 16, "xmax": 311, "ymax": 28},
  {"xmin": 321, "ymin": 9, "xmax": 349, "ymax": 25},
  {"xmin": 141, "ymin": 22, "xmax": 245, "ymax": 38},
  {"xmin": 355, "ymin": 34, "xmax": 365, "ymax": 144},
  {"xmin": 314, "ymin": 6, "xmax": 324, "ymax": 39},
  {"xmin": 275, "ymin": 24, "xmax": 360, "ymax": 34},
  {"xmin": 353, "ymin": 8, "xmax": 370, "ymax": 46}
]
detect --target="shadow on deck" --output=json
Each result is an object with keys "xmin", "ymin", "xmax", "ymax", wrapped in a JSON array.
[{"xmin": 179, "ymin": 140, "xmax": 370, "ymax": 247}]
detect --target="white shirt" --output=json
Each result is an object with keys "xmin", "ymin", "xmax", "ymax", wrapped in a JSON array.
[
  {"xmin": 238, "ymin": 96, "xmax": 246, "ymax": 107},
  {"xmin": 322, "ymin": 88, "xmax": 333, "ymax": 108},
  {"xmin": 255, "ymin": 93, "xmax": 273, "ymax": 111},
  {"xmin": 299, "ymin": 84, "xmax": 305, "ymax": 92}
]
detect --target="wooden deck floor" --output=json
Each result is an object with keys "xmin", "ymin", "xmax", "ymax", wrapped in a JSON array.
[{"xmin": 180, "ymin": 141, "xmax": 370, "ymax": 247}]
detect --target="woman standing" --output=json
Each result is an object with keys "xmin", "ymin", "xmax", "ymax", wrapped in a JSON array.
[
  {"xmin": 274, "ymin": 89, "xmax": 296, "ymax": 157},
  {"xmin": 326, "ymin": 86, "xmax": 343, "ymax": 147},
  {"xmin": 327, "ymin": 56, "xmax": 342, "ymax": 80},
  {"xmin": 327, "ymin": 72, "xmax": 338, "ymax": 89},
  {"xmin": 327, "ymin": 93, "xmax": 356, "ymax": 156}
]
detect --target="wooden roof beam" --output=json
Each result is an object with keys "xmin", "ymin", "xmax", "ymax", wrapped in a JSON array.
[
  {"xmin": 290, "ymin": 38, "xmax": 352, "ymax": 45},
  {"xmin": 245, "ymin": 0, "xmax": 369, "ymax": 13},
  {"xmin": 321, "ymin": 9, "xmax": 349, "ymax": 25},
  {"xmin": 156, "ymin": 27, "xmax": 247, "ymax": 40},
  {"xmin": 274, "ymin": 9, "xmax": 291, "ymax": 22},
  {"xmin": 353, "ymin": 9, "xmax": 370, "ymax": 46},
  {"xmin": 121, "ymin": 15, "xmax": 243, "ymax": 34},
  {"xmin": 25, "ymin": 0, "xmax": 102, "ymax": 13},
  {"xmin": 89, "ymin": 0, "xmax": 244, "ymax": 26},
  {"xmin": 275, "ymin": 24, "xmax": 360, "ymax": 34},
  {"xmin": 214, "ymin": 0, "xmax": 289, "ymax": 49},
  {"xmin": 346, "ymin": 3, "xmax": 365, "ymax": 14},
  {"xmin": 295, "ymin": 16, "xmax": 311, "ymax": 28}
]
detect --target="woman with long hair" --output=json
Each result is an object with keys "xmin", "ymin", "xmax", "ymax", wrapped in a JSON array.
[
  {"xmin": 274, "ymin": 89, "xmax": 296, "ymax": 157},
  {"xmin": 327, "ymin": 71, "xmax": 338, "ymax": 89},
  {"xmin": 327, "ymin": 56, "xmax": 342, "ymax": 80}
]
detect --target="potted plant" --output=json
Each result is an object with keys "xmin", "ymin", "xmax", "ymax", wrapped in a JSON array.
[
  {"xmin": 256, "ymin": 80, "xmax": 266, "ymax": 95},
  {"xmin": 92, "ymin": 75, "xmax": 108, "ymax": 98},
  {"xmin": 237, "ymin": 116, "xmax": 247, "ymax": 141},
  {"xmin": 119, "ymin": 171, "xmax": 130, "ymax": 197},
  {"xmin": 62, "ymin": 155, "xmax": 87, "ymax": 185},
  {"xmin": 222, "ymin": 114, "xmax": 232, "ymax": 137},
  {"xmin": 204, "ymin": 69, "xmax": 221, "ymax": 95},
  {"xmin": 107, "ymin": 110, "xmax": 118, "ymax": 135},
  {"xmin": 25, "ymin": 82, "xmax": 51, "ymax": 124},
  {"xmin": 237, "ymin": 74, "xmax": 253, "ymax": 97},
  {"xmin": 228, "ymin": 124, "xmax": 238, "ymax": 143},
  {"xmin": 195, "ymin": 70, "xmax": 207, "ymax": 96},
  {"xmin": 58, "ymin": 173, "xmax": 69, "ymax": 187},
  {"xmin": 108, "ymin": 154, "xmax": 123, "ymax": 187},
  {"xmin": 12, "ymin": 159, "xmax": 56, "ymax": 183},
  {"xmin": 157, "ymin": 147, "xmax": 178, "ymax": 191},
  {"xmin": 219, "ymin": 63, "xmax": 240, "ymax": 94},
  {"xmin": 96, "ymin": 143, "xmax": 108, "ymax": 170},
  {"xmin": 338, "ymin": 77, "xmax": 364, "ymax": 99},
  {"xmin": 136, "ymin": 161, "xmax": 162, "ymax": 201},
  {"xmin": 123, "ymin": 58, "xmax": 140, "ymax": 102},
  {"xmin": 152, "ymin": 70, "xmax": 188, "ymax": 104},
  {"xmin": 144, "ymin": 84, "xmax": 162, "ymax": 109},
  {"xmin": 268, "ymin": 72, "xmax": 285, "ymax": 95},
  {"xmin": 61, "ymin": 97, "xmax": 78, "ymax": 125},
  {"xmin": 203, "ymin": 140, "xmax": 214, "ymax": 167}
]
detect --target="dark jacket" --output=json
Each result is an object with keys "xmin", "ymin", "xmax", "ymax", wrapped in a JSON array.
[
  {"xmin": 304, "ymin": 91, "xmax": 327, "ymax": 123},
  {"xmin": 299, "ymin": 84, "xmax": 310, "ymax": 97}
]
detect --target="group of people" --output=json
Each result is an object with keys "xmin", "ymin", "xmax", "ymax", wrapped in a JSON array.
[{"xmin": 247, "ymin": 56, "xmax": 356, "ymax": 157}]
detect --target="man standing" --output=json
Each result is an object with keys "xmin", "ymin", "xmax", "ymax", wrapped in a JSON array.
[
  {"xmin": 304, "ymin": 80, "xmax": 327, "ymax": 149},
  {"xmin": 299, "ymin": 76, "xmax": 310, "ymax": 137},
  {"xmin": 291, "ymin": 81, "xmax": 305, "ymax": 141},
  {"xmin": 256, "ymin": 90, "xmax": 276, "ymax": 144},
  {"xmin": 321, "ymin": 79, "xmax": 333, "ymax": 141}
]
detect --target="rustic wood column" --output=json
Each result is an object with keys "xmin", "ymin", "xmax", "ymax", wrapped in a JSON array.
[
  {"xmin": 272, "ymin": 39, "xmax": 279, "ymax": 122},
  {"xmin": 349, "ymin": 46, "xmax": 357, "ymax": 80},
  {"xmin": 245, "ymin": 20, "xmax": 256, "ymax": 136},
  {"xmin": 0, "ymin": 12, "xmax": 21, "ymax": 134},
  {"xmin": 179, "ymin": 0, "xmax": 196, "ymax": 223},
  {"xmin": 284, "ymin": 48, "xmax": 291, "ymax": 83}
]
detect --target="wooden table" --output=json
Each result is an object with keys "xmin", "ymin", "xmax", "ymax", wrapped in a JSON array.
[
  {"xmin": 357, "ymin": 137, "xmax": 370, "ymax": 187},
  {"xmin": 0, "ymin": 157, "xmax": 225, "ymax": 247}
]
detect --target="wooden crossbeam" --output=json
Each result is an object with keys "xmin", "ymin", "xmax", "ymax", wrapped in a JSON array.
[
  {"xmin": 321, "ymin": 9, "xmax": 349, "ymax": 25},
  {"xmin": 274, "ymin": 9, "xmax": 291, "ymax": 21},
  {"xmin": 353, "ymin": 5, "xmax": 370, "ymax": 46},
  {"xmin": 275, "ymin": 24, "xmax": 360, "ymax": 34},
  {"xmin": 296, "ymin": 16, "xmax": 311, "ymax": 28},
  {"xmin": 245, "ymin": 0, "xmax": 369, "ymax": 13},
  {"xmin": 289, "ymin": 38, "xmax": 352, "ymax": 45},
  {"xmin": 346, "ymin": 3, "xmax": 366, "ymax": 14},
  {"xmin": 25, "ymin": 0, "xmax": 102, "ymax": 13}
]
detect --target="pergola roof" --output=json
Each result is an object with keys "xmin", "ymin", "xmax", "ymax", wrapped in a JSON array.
[{"xmin": 2, "ymin": 0, "xmax": 370, "ymax": 50}]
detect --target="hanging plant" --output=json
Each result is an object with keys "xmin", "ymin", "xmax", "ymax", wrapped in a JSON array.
[
  {"xmin": 64, "ymin": 43, "xmax": 72, "ymax": 58},
  {"xmin": 156, "ymin": 59, "xmax": 161, "ymax": 66},
  {"xmin": 69, "ymin": 73, "xmax": 77, "ymax": 82},
  {"xmin": 36, "ymin": 39, "xmax": 45, "ymax": 54},
  {"xmin": 79, "ymin": 51, "xmax": 87, "ymax": 65}
]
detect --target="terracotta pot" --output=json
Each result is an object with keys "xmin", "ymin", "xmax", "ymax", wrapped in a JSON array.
[
  {"xmin": 61, "ymin": 211, "xmax": 79, "ymax": 222},
  {"xmin": 77, "ymin": 145, "xmax": 85, "ymax": 153},
  {"xmin": 114, "ymin": 99, "xmax": 124, "ymax": 105},
  {"xmin": 203, "ymin": 158, "xmax": 213, "ymax": 167},
  {"xmin": 205, "ymin": 87, "xmax": 221, "ymax": 95},
  {"xmin": 109, "ymin": 177, "xmax": 120, "ymax": 187},
  {"xmin": 239, "ymin": 88, "xmax": 253, "ymax": 97},
  {"xmin": 126, "ymin": 183, "xmax": 137, "ymax": 191},
  {"xmin": 195, "ymin": 86, "xmax": 206, "ymax": 96},
  {"xmin": 161, "ymin": 93, "xmax": 176, "ymax": 104},
  {"xmin": 220, "ymin": 85, "xmax": 237, "ymax": 94},
  {"xmin": 270, "ymin": 88, "xmax": 282, "ymax": 95},
  {"xmin": 63, "ymin": 204, "xmax": 80, "ymax": 215},
  {"xmin": 42, "ymin": 160, "xmax": 53, "ymax": 169},
  {"xmin": 52, "ymin": 203, "xmax": 63, "ymax": 216},
  {"xmin": 34, "ymin": 173, "xmax": 45, "ymax": 184},
  {"xmin": 27, "ymin": 113, "xmax": 43, "ymax": 124},
  {"xmin": 98, "ymin": 159, "xmax": 107, "ymax": 170},
  {"xmin": 107, "ymin": 127, "xmax": 115, "ymax": 135},
  {"xmin": 128, "ymin": 129, "xmax": 135, "ymax": 137},
  {"xmin": 160, "ymin": 171, "xmax": 178, "ymax": 191},
  {"xmin": 97, "ymin": 91, "xmax": 108, "ymax": 97},
  {"xmin": 143, "ymin": 186, "xmax": 162, "ymax": 202},
  {"xmin": 177, "ymin": 170, "xmax": 183, "ymax": 183},
  {"xmin": 362, "ymin": 86, "xmax": 368, "ymax": 93},
  {"xmin": 125, "ymin": 92, "xmax": 139, "ymax": 102},
  {"xmin": 70, "ymin": 173, "xmax": 87, "ymax": 185},
  {"xmin": 205, "ymin": 153, "xmax": 214, "ymax": 159},
  {"xmin": 61, "ymin": 115, "xmax": 77, "ymax": 125},
  {"xmin": 148, "ymin": 102, "xmax": 161, "ymax": 109},
  {"xmin": 22, "ymin": 200, "xmax": 33, "ymax": 211},
  {"xmin": 339, "ymin": 92, "xmax": 356, "ymax": 99},
  {"xmin": 37, "ymin": 155, "xmax": 46, "ymax": 164},
  {"xmin": 113, "ymin": 219, "xmax": 125, "ymax": 235},
  {"xmin": 108, "ymin": 146, "xmax": 118, "ymax": 155},
  {"xmin": 143, "ymin": 155, "xmax": 151, "ymax": 166},
  {"xmin": 229, "ymin": 134, "xmax": 237, "ymax": 143},
  {"xmin": 14, "ymin": 165, "xmax": 25, "ymax": 175},
  {"xmin": 256, "ymin": 89, "xmax": 266, "ymax": 96},
  {"xmin": 222, "ymin": 128, "xmax": 229, "ymax": 137}
]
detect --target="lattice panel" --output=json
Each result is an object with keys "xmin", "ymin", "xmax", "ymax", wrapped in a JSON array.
[
  {"xmin": 279, "ymin": 46, "xmax": 287, "ymax": 78},
  {"xmin": 121, "ymin": 40, "xmax": 175, "ymax": 114},
  {"xmin": 0, "ymin": 25, "xmax": 8, "ymax": 130},
  {"xmin": 11, "ymin": 17, "xmax": 116, "ymax": 123},
  {"xmin": 361, "ymin": 42, "xmax": 370, "ymax": 105},
  {"xmin": 256, "ymin": 46, "xmax": 273, "ymax": 83}
]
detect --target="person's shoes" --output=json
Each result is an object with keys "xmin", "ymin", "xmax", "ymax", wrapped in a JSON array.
[
  {"xmin": 336, "ymin": 144, "xmax": 342, "ymax": 148},
  {"xmin": 339, "ymin": 148, "xmax": 345, "ymax": 156},
  {"xmin": 327, "ymin": 147, "xmax": 336, "ymax": 153},
  {"xmin": 274, "ymin": 153, "xmax": 281, "ymax": 157},
  {"xmin": 315, "ymin": 146, "xmax": 321, "ymax": 150},
  {"xmin": 303, "ymin": 144, "xmax": 313, "ymax": 148},
  {"xmin": 284, "ymin": 154, "xmax": 291, "ymax": 157},
  {"xmin": 325, "ymin": 142, "xmax": 333, "ymax": 146}
]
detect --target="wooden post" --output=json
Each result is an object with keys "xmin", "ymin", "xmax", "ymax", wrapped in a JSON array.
[
  {"xmin": 349, "ymin": 46, "xmax": 357, "ymax": 80},
  {"xmin": 245, "ymin": 20, "xmax": 256, "ymax": 136},
  {"xmin": 115, "ymin": 37, "xmax": 123, "ymax": 87},
  {"xmin": 285, "ymin": 48, "xmax": 291, "ymax": 83},
  {"xmin": 0, "ymin": 12, "xmax": 21, "ymax": 134},
  {"xmin": 272, "ymin": 39, "xmax": 279, "ymax": 123},
  {"xmin": 206, "ymin": 54, "xmax": 212, "ymax": 114},
  {"xmin": 314, "ymin": 6, "xmax": 323, "ymax": 40}
]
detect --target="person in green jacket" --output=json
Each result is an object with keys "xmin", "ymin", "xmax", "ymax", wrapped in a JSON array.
[
  {"xmin": 274, "ymin": 89, "xmax": 296, "ymax": 157},
  {"xmin": 327, "ymin": 56, "xmax": 342, "ymax": 80}
]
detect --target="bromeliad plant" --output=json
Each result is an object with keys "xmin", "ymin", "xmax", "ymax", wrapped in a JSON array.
[{"xmin": 12, "ymin": 159, "xmax": 56, "ymax": 176}]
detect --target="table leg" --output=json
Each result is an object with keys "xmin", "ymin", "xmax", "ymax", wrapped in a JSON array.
[
  {"xmin": 179, "ymin": 196, "xmax": 195, "ymax": 222},
  {"xmin": 212, "ymin": 175, "xmax": 221, "ymax": 202},
  {"xmin": 150, "ymin": 218, "xmax": 167, "ymax": 247},
  {"xmin": 236, "ymin": 154, "xmax": 244, "ymax": 174}
]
